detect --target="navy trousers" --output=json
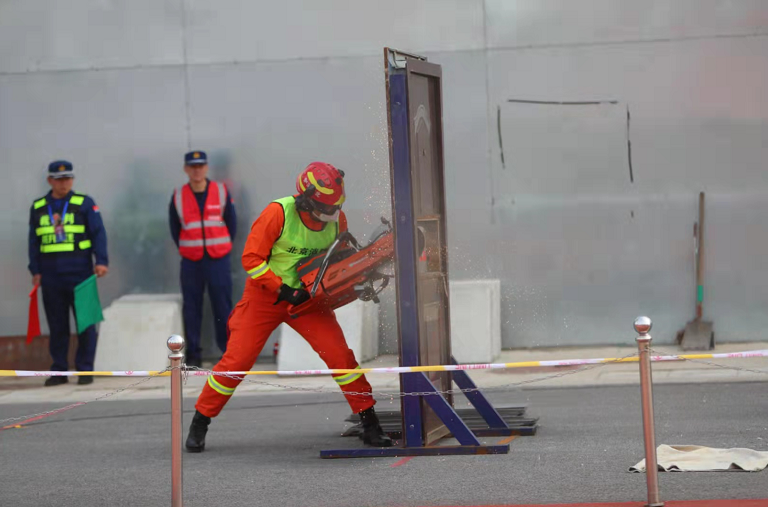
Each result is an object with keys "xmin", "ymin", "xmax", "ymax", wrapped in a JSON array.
[
  {"xmin": 180, "ymin": 255, "xmax": 233, "ymax": 362},
  {"xmin": 41, "ymin": 274, "xmax": 98, "ymax": 372}
]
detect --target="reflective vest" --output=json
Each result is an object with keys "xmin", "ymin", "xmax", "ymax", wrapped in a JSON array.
[
  {"xmin": 265, "ymin": 196, "xmax": 338, "ymax": 288},
  {"xmin": 32, "ymin": 193, "xmax": 92, "ymax": 254},
  {"xmin": 173, "ymin": 181, "xmax": 232, "ymax": 261}
]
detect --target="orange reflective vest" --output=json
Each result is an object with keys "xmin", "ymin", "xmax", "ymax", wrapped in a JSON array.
[{"xmin": 173, "ymin": 181, "xmax": 232, "ymax": 261}]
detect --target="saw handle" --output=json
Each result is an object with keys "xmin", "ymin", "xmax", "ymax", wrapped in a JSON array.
[{"xmin": 309, "ymin": 231, "xmax": 361, "ymax": 298}]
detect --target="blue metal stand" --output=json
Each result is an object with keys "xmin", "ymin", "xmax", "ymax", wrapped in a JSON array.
[
  {"xmin": 320, "ymin": 372, "xmax": 511, "ymax": 458},
  {"xmin": 319, "ymin": 49, "xmax": 521, "ymax": 459},
  {"xmin": 388, "ymin": 67, "xmax": 425, "ymax": 450},
  {"xmin": 450, "ymin": 356, "xmax": 520, "ymax": 437},
  {"xmin": 320, "ymin": 368, "xmax": 517, "ymax": 458}
]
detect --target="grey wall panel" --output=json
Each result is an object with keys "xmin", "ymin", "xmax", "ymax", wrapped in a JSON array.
[
  {"xmin": 486, "ymin": 0, "xmax": 768, "ymax": 49},
  {"xmin": 0, "ymin": 67, "xmax": 189, "ymax": 335},
  {"xmin": 487, "ymin": 195, "xmax": 697, "ymax": 347},
  {"xmin": 0, "ymin": 0, "xmax": 185, "ymax": 73},
  {"xmin": 487, "ymin": 38, "xmax": 768, "ymax": 197},
  {"xmin": 3, "ymin": 1, "xmax": 768, "ymax": 352},
  {"xmin": 497, "ymin": 101, "xmax": 631, "ymax": 195},
  {"xmin": 185, "ymin": 55, "xmax": 391, "ymax": 230},
  {"xmin": 184, "ymin": 0, "xmax": 485, "ymax": 64},
  {"xmin": 485, "ymin": 36, "xmax": 768, "ymax": 346},
  {"xmin": 423, "ymin": 50, "xmax": 492, "ymax": 216},
  {"xmin": 705, "ymin": 193, "xmax": 768, "ymax": 342}
]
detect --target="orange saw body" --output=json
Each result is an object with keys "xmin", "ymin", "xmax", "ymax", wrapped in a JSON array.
[{"xmin": 287, "ymin": 221, "xmax": 394, "ymax": 319}]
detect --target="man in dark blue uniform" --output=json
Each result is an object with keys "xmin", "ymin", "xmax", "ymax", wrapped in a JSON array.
[
  {"xmin": 28, "ymin": 161, "xmax": 109, "ymax": 386},
  {"xmin": 169, "ymin": 151, "xmax": 236, "ymax": 368}
]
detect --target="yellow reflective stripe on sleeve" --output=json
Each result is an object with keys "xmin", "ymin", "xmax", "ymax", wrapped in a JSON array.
[
  {"xmin": 207, "ymin": 375, "xmax": 235, "ymax": 396},
  {"xmin": 41, "ymin": 243, "xmax": 75, "ymax": 253},
  {"xmin": 34, "ymin": 198, "xmax": 47, "ymax": 209},
  {"xmin": 247, "ymin": 261, "xmax": 270, "ymax": 279},
  {"xmin": 36, "ymin": 226, "xmax": 55, "ymax": 236},
  {"xmin": 79, "ymin": 240, "xmax": 92, "ymax": 250},
  {"xmin": 334, "ymin": 366, "xmax": 363, "ymax": 386},
  {"xmin": 247, "ymin": 261, "xmax": 267, "ymax": 274},
  {"xmin": 69, "ymin": 195, "xmax": 85, "ymax": 206},
  {"xmin": 64, "ymin": 225, "xmax": 85, "ymax": 233}
]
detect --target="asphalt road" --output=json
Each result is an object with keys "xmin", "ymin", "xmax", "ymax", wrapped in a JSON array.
[{"xmin": 1, "ymin": 383, "xmax": 766, "ymax": 507}]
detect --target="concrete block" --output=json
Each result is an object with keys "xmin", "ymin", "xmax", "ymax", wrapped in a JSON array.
[
  {"xmin": 277, "ymin": 299, "xmax": 379, "ymax": 374},
  {"xmin": 450, "ymin": 279, "xmax": 501, "ymax": 364},
  {"xmin": 94, "ymin": 294, "xmax": 183, "ymax": 372}
]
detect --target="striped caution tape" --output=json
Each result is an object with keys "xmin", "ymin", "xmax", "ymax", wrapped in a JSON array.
[
  {"xmin": 0, "ymin": 370, "xmax": 171, "ymax": 377},
  {"xmin": 1, "ymin": 349, "xmax": 767, "ymax": 378}
]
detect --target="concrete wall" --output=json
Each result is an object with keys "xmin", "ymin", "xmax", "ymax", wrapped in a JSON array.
[{"xmin": 2, "ymin": 1, "xmax": 767, "ymax": 354}]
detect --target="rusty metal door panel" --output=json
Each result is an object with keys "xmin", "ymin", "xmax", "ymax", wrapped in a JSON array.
[{"xmin": 406, "ymin": 59, "xmax": 453, "ymax": 444}]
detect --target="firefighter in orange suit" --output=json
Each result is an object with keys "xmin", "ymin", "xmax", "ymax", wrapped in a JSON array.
[{"xmin": 185, "ymin": 162, "xmax": 392, "ymax": 451}]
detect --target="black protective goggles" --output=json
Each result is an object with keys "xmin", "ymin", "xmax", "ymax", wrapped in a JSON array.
[{"xmin": 312, "ymin": 201, "xmax": 341, "ymax": 215}]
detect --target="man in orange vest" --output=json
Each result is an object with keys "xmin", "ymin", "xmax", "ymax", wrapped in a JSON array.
[
  {"xmin": 185, "ymin": 162, "xmax": 392, "ymax": 452},
  {"xmin": 169, "ymin": 151, "xmax": 237, "ymax": 368}
]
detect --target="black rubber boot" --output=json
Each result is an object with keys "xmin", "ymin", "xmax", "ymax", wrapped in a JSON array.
[
  {"xmin": 359, "ymin": 407, "xmax": 393, "ymax": 447},
  {"xmin": 185, "ymin": 410, "xmax": 211, "ymax": 453},
  {"xmin": 44, "ymin": 376, "xmax": 68, "ymax": 387}
]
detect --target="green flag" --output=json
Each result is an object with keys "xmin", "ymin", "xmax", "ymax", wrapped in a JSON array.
[{"xmin": 74, "ymin": 274, "xmax": 104, "ymax": 334}]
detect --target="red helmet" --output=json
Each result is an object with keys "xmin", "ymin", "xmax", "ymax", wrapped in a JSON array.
[{"xmin": 296, "ymin": 162, "xmax": 346, "ymax": 209}]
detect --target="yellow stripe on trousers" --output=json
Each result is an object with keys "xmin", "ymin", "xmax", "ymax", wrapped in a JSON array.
[{"xmin": 207, "ymin": 375, "xmax": 236, "ymax": 395}]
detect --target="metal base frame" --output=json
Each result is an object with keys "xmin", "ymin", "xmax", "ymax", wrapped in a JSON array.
[
  {"xmin": 450, "ymin": 357, "xmax": 518, "ymax": 436},
  {"xmin": 320, "ymin": 444, "xmax": 510, "ymax": 459},
  {"xmin": 320, "ymin": 359, "xmax": 517, "ymax": 459}
]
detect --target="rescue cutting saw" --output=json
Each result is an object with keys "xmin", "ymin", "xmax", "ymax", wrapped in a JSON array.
[{"xmin": 287, "ymin": 218, "xmax": 395, "ymax": 319}]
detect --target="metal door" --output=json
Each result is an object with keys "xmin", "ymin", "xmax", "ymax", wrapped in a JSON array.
[
  {"xmin": 385, "ymin": 48, "xmax": 453, "ymax": 446},
  {"xmin": 406, "ymin": 59, "xmax": 453, "ymax": 444}
]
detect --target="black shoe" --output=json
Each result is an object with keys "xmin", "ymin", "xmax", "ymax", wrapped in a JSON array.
[
  {"xmin": 77, "ymin": 375, "xmax": 94, "ymax": 385},
  {"xmin": 359, "ymin": 407, "xmax": 393, "ymax": 447},
  {"xmin": 185, "ymin": 410, "xmax": 211, "ymax": 453},
  {"xmin": 44, "ymin": 376, "xmax": 69, "ymax": 387}
]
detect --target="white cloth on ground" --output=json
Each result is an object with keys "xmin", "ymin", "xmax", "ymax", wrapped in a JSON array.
[{"xmin": 630, "ymin": 444, "xmax": 768, "ymax": 472}]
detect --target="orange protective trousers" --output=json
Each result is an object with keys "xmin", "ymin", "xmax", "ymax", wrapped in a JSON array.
[{"xmin": 195, "ymin": 282, "xmax": 376, "ymax": 418}]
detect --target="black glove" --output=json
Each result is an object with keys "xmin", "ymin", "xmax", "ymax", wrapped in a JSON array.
[{"xmin": 275, "ymin": 284, "xmax": 311, "ymax": 306}]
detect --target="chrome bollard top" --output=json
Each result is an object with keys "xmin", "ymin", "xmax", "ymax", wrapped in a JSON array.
[
  {"xmin": 633, "ymin": 316, "xmax": 652, "ymax": 335},
  {"xmin": 167, "ymin": 335, "xmax": 186, "ymax": 352}
]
